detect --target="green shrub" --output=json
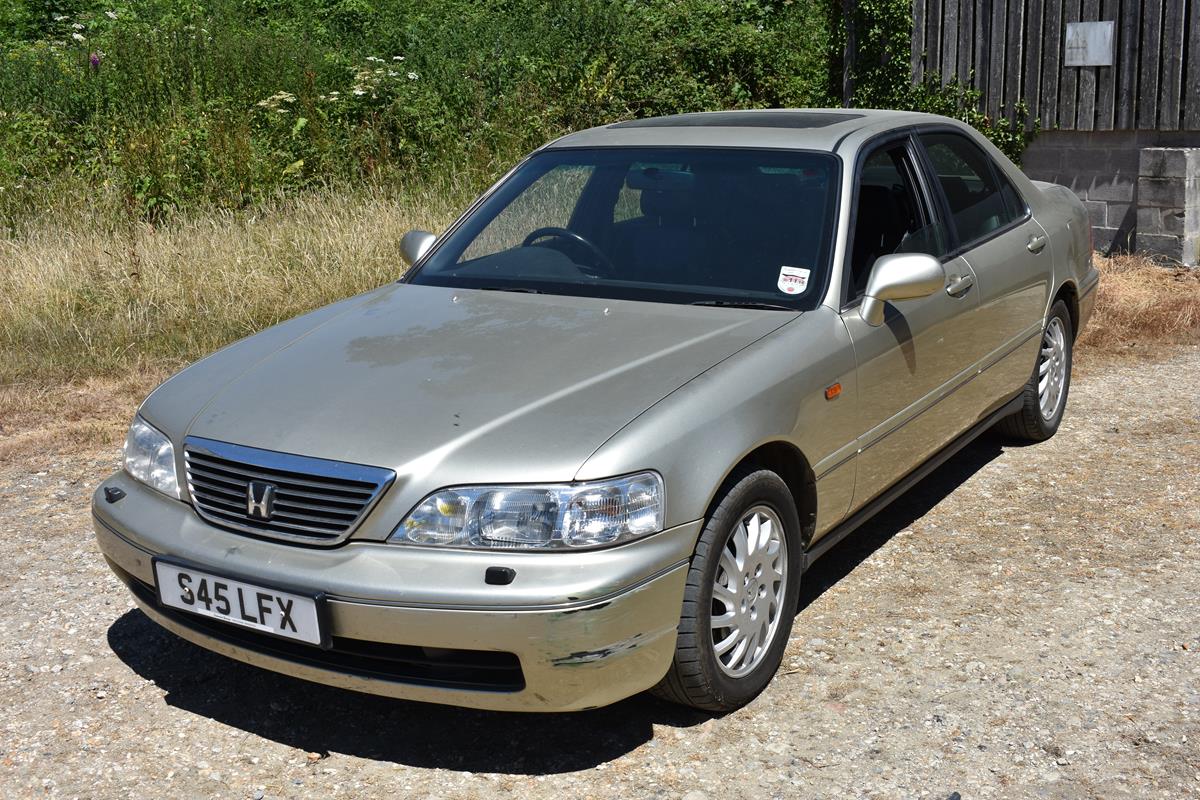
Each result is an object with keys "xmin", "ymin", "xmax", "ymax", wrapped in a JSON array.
[{"xmin": 0, "ymin": 0, "xmax": 835, "ymax": 224}]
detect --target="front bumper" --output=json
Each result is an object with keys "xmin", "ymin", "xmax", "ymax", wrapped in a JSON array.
[{"xmin": 93, "ymin": 472, "xmax": 697, "ymax": 712}]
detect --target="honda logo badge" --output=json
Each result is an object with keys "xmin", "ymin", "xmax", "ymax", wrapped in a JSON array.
[{"xmin": 246, "ymin": 481, "xmax": 277, "ymax": 520}]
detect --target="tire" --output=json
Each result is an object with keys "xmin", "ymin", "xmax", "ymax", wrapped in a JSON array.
[
  {"xmin": 652, "ymin": 468, "xmax": 802, "ymax": 712},
  {"xmin": 997, "ymin": 299, "xmax": 1074, "ymax": 442}
]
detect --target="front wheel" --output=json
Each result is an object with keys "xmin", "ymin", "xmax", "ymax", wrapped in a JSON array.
[
  {"xmin": 652, "ymin": 468, "xmax": 802, "ymax": 712},
  {"xmin": 997, "ymin": 299, "xmax": 1074, "ymax": 442}
]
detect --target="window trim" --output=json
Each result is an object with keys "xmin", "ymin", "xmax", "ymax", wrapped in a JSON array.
[
  {"xmin": 839, "ymin": 128, "xmax": 947, "ymax": 311},
  {"xmin": 912, "ymin": 126, "xmax": 1033, "ymax": 261}
]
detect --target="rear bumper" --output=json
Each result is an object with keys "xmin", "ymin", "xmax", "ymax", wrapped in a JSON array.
[
  {"xmin": 1077, "ymin": 265, "xmax": 1100, "ymax": 335},
  {"xmin": 94, "ymin": 472, "xmax": 697, "ymax": 712}
]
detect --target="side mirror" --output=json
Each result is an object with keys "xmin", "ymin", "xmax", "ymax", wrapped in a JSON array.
[
  {"xmin": 400, "ymin": 230, "xmax": 437, "ymax": 266},
  {"xmin": 859, "ymin": 253, "xmax": 945, "ymax": 327}
]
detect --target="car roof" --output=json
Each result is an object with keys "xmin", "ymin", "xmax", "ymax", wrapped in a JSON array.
[{"xmin": 542, "ymin": 109, "xmax": 949, "ymax": 153}]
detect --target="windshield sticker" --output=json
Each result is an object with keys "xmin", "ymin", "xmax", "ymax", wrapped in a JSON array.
[{"xmin": 777, "ymin": 266, "xmax": 810, "ymax": 295}]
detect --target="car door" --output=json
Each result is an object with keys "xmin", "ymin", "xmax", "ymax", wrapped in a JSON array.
[
  {"xmin": 915, "ymin": 130, "xmax": 1051, "ymax": 404},
  {"xmin": 839, "ymin": 133, "xmax": 993, "ymax": 512}
]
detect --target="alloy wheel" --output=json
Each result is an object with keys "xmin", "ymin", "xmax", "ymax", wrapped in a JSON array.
[
  {"xmin": 1038, "ymin": 316, "xmax": 1068, "ymax": 420},
  {"xmin": 710, "ymin": 505, "xmax": 789, "ymax": 678}
]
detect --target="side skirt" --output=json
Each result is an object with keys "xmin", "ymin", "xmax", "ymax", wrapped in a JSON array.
[{"xmin": 801, "ymin": 392, "xmax": 1024, "ymax": 570}]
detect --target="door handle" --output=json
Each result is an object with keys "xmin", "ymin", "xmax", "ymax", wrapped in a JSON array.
[
  {"xmin": 1027, "ymin": 234, "xmax": 1048, "ymax": 254},
  {"xmin": 945, "ymin": 273, "xmax": 974, "ymax": 295}
]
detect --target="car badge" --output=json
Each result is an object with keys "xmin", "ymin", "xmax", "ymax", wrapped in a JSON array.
[{"xmin": 246, "ymin": 481, "xmax": 278, "ymax": 520}]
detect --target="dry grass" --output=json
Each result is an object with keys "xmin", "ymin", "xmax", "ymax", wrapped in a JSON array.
[
  {"xmin": 1, "ymin": 184, "xmax": 464, "ymax": 462},
  {"xmin": 1, "ymin": 202, "xmax": 1197, "ymax": 464},
  {"xmin": 0, "ymin": 372, "xmax": 165, "ymax": 464},
  {"xmin": 0, "ymin": 183, "xmax": 463, "ymax": 388},
  {"xmin": 1078, "ymin": 253, "xmax": 1200, "ymax": 351}
]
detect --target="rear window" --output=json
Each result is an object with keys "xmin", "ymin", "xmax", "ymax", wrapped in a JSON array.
[{"xmin": 920, "ymin": 132, "xmax": 1023, "ymax": 246}]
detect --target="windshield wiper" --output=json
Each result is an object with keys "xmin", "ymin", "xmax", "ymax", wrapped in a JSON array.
[
  {"xmin": 690, "ymin": 300, "xmax": 798, "ymax": 311},
  {"xmin": 478, "ymin": 286, "xmax": 545, "ymax": 294}
]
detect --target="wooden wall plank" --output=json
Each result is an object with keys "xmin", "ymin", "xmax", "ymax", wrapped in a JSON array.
[
  {"xmin": 957, "ymin": 0, "xmax": 975, "ymax": 84},
  {"xmin": 1075, "ymin": 0, "xmax": 1100, "ymax": 129},
  {"xmin": 1041, "ymin": 0, "xmax": 1063, "ymax": 128},
  {"xmin": 1158, "ymin": 0, "xmax": 1185, "ymax": 129},
  {"xmin": 1116, "ymin": 0, "xmax": 1139, "ymax": 128},
  {"xmin": 1136, "ymin": 0, "xmax": 1163, "ymax": 128},
  {"xmin": 1023, "ymin": 0, "xmax": 1045, "ymax": 126},
  {"xmin": 942, "ymin": 0, "xmax": 959, "ymax": 84},
  {"xmin": 987, "ymin": 0, "xmax": 1008, "ymax": 117},
  {"xmin": 928, "ymin": 0, "xmax": 944, "ymax": 78},
  {"xmin": 1187, "ymin": 0, "xmax": 1200, "ymax": 128},
  {"xmin": 976, "ymin": 0, "xmax": 992, "ymax": 112},
  {"xmin": 1004, "ymin": 0, "xmax": 1027, "ymax": 121},
  {"xmin": 1058, "ymin": 0, "xmax": 1080, "ymax": 128},
  {"xmin": 1094, "ymin": 0, "xmax": 1120, "ymax": 130},
  {"xmin": 912, "ymin": 0, "xmax": 926, "ymax": 83}
]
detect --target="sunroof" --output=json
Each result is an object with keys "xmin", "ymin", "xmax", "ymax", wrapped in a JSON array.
[{"xmin": 608, "ymin": 111, "xmax": 864, "ymax": 130}]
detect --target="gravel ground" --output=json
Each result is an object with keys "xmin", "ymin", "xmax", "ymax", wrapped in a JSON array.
[{"xmin": 1, "ymin": 346, "xmax": 1198, "ymax": 800}]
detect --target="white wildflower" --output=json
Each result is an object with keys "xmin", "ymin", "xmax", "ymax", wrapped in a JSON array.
[
  {"xmin": 71, "ymin": 32, "xmax": 85, "ymax": 41},
  {"xmin": 52, "ymin": 14, "xmax": 67, "ymax": 21},
  {"xmin": 72, "ymin": 22, "xmax": 85, "ymax": 30},
  {"xmin": 256, "ymin": 90, "xmax": 296, "ymax": 110},
  {"xmin": 353, "ymin": 88, "xmax": 366, "ymax": 96},
  {"xmin": 407, "ymin": 71, "xmax": 418, "ymax": 80},
  {"xmin": 105, "ymin": 10, "xmax": 118, "ymax": 19},
  {"xmin": 387, "ymin": 70, "xmax": 397, "ymax": 77},
  {"xmin": 392, "ymin": 55, "xmax": 404, "ymax": 61}
]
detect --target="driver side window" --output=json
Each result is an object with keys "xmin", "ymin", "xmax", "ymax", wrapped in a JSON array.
[
  {"xmin": 847, "ymin": 141, "xmax": 946, "ymax": 301},
  {"xmin": 460, "ymin": 164, "xmax": 594, "ymax": 263}
]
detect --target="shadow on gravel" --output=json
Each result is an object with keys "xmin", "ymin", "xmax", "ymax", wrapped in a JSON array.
[
  {"xmin": 796, "ymin": 435, "xmax": 1005, "ymax": 611},
  {"xmin": 105, "ymin": 435, "xmax": 1003, "ymax": 774},
  {"xmin": 106, "ymin": 609, "xmax": 708, "ymax": 774}
]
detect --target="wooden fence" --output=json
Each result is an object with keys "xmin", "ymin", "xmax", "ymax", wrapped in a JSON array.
[{"xmin": 911, "ymin": 0, "xmax": 1200, "ymax": 131}]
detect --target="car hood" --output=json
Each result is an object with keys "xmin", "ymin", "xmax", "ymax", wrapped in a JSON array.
[{"xmin": 144, "ymin": 283, "xmax": 794, "ymax": 488}]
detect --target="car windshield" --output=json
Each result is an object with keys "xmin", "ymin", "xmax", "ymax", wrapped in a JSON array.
[{"xmin": 407, "ymin": 147, "xmax": 840, "ymax": 309}]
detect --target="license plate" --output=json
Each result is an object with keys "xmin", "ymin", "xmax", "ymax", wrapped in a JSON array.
[{"xmin": 153, "ymin": 559, "xmax": 326, "ymax": 647}]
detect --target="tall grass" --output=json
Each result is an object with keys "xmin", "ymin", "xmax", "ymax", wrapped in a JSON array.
[
  {"xmin": 2, "ymin": 203, "xmax": 1195, "ymax": 465},
  {"xmin": 4, "ymin": 194, "xmax": 1196, "ymax": 391},
  {"xmin": 0, "ymin": 180, "xmax": 464, "ymax": 386}
]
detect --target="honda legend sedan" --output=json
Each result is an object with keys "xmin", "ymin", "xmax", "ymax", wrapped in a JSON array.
[{"xmin": 94, "ymin": 109, "xmax": 1099, "ymax": 712}]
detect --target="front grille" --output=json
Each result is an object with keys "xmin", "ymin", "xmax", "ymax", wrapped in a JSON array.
[
  {"xmin": 114, "ymin": 564, "xmax": 524, "ymax": 692},
  {"xmin": 183, "ymin": 437, "xmax": 395, "ymax": 545}
]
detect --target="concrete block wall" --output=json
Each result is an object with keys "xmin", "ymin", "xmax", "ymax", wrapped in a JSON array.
[
  {"xmin": 1136, "ymin": 148, "xmax": 1200, "ymax": 265},
  {"xmin": 1021, "ymin": 130, "xmax": 1141, "ymax": 252},
  {"xmin": 1021, "ymin": 130, "xmax": 1200, "ymax": 265}
]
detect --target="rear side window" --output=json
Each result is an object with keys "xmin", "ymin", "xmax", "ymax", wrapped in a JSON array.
[{"xmin": 919, "ymin": 132, "xmax": 1023, "ymax": 246}]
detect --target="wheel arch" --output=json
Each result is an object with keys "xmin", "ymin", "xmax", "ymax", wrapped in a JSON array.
[
  {"xmin": 702, "ymin": 440, "xmax": 818, "ymax": 548},
  {"xmin": 1052, "ymin": 280, "xmax": 1080, "ymax": 339}
]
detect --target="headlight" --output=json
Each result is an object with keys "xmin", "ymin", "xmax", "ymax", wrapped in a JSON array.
[
  {"xmin": 123, "ymin": 416, "xmax": 180, "ymax": 498},
  {"xmin": 391, "ymin": 472, "xmax": 664, "ymax": 550}
]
